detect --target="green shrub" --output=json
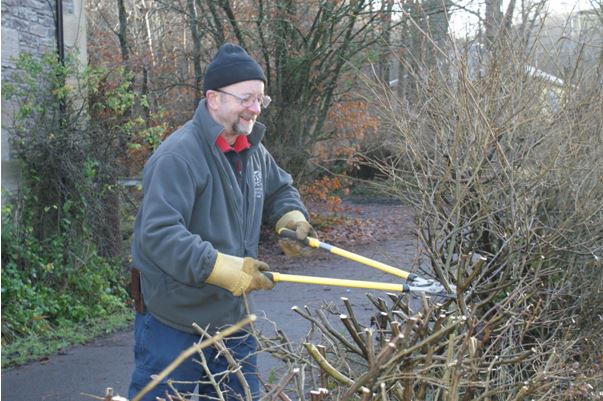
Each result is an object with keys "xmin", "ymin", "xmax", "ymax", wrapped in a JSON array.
[
  {"xmin": 0, "ymin": 52, "xmax": 161, "ymax": 350},
  {"xmin": 1, "ymin": 201, "xmax": 129, "ymax": 343}
]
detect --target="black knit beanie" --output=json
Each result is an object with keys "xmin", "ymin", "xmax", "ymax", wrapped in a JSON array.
[{"xmin": 203, "ymin": 43, "xmax": 266, "ymax": 95}]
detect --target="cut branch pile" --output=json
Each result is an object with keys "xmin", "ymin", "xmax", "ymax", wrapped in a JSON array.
[{"xmin": 257, "ymin": 290, "xmax": 601, "ymax": 401}]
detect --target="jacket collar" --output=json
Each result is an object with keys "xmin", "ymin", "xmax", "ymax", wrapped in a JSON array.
[{"xmin": 193, "ymin": 99, "xmax": 266, "ymax": 147}]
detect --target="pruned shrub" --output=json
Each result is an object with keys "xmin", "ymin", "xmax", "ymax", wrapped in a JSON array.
[{"xmin": 255, "ymin": 26, "xmax": 602, "ymax": 401}]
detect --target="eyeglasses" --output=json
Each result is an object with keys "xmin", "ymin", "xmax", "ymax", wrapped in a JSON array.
[{"xmin": 215, "ymin": 89, "xmax": 272, "ymax": 109}]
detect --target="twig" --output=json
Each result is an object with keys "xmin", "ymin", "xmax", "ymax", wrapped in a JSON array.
[
  {"xmin": 341, "ymin": 297, "xmax": 363, "ymax": 333},
  {"xmin": 316, "ymin": 345, "xmax": 328, "ymax": 389},
  {"xmin": 263, "ymin": 367, "xmax": 299, "ymax": 401},
  {"xmin": 196, "ymin": 343, "xmax": 226, "ymax": 401},
  {"xmin": 303, "ymin": 343, "xmax": 355, "ymax": 386},
  {"xmin": 131, "ymin": 315, "xmax": 256, "ymax": 401},
  {"xmin": 192, "ymin": 323, "xmax": 252, "ymax": 401},
  {"xmin": 341, "ymin": 314, "xmax": 368, "ymax": 357},
  {"xmin": 292, "ymin": 306, "xmax": 362, "ymax": 356},
  {"xmin": 360, "ymin": 387, "xmax": 373, "ymax": 401},
  {"xmin": 380, "ymin": 382, "xmax": 389, "ymax": 401},
  {"xmin": 364, "ymin": 329, "xmax": 376, "ymax": 370}
]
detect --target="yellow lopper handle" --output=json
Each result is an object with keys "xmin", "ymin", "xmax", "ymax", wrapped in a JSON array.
[
  {"xmin": 278, "ymin": 228, "xmax": 416, "ymax": 281},
  {"xmin": 266, "ymin": 272, "xmax": 409, "ymax": 293}
]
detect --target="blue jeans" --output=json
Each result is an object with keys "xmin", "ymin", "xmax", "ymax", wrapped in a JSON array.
[{"xmin": 128, "ymin": 313, "xmax": 260, "ymax": 401}]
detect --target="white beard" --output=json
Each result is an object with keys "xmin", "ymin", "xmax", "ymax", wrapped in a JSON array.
[{"xmin": 235, "ymin": 120, "xmax": 254, "ymax": 135}]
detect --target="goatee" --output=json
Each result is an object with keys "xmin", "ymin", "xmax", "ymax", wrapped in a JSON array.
[{"xmin": 234, "ymin": 121, "xmax": 254, "ymax": 135}]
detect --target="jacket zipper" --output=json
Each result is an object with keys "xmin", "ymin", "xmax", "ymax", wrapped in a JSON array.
[{"xmin": 213, "ymin": 147, "xmax": 246, "ymax": 255}]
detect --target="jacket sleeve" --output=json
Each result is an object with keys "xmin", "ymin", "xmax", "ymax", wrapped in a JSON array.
[
  {"xmin": 260, "ymin": 145, "xmax": 309, "ymax": 226},
  {"xmin": 133, "ymin": 152, "xmax": 217, "ymax": 285}
]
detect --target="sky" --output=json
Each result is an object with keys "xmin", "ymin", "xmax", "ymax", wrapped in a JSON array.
[
  {"xmin": 550, "ymin": 0, "xmax": 595, "ymax": 13},
  {"xmin": 449, "ymin": 0, "xmax": 596, "ymax": 37}
]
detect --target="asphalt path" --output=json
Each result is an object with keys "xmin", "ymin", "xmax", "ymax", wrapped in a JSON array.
[{"xmin": 2, "ymin": 216, "xmax": 419, "ymax": 401}]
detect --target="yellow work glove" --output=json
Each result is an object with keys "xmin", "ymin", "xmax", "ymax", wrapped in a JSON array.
[
  {"xmin": 275, "ymin": 210, "xmax": 317, "ymax": 257},
  {"xmin": 206, "ymin": 253, "xmax": 274, "ymax": 296}
]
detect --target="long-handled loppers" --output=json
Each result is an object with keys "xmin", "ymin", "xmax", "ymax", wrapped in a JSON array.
[{"xmin": 265, "ymin": 229, "xmax": 456, "ymax": 298}]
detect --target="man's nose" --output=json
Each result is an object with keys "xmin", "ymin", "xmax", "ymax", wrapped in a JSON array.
[{"xmin": 248, "ymin": 100, "xmax": 262, "ymax": 114}]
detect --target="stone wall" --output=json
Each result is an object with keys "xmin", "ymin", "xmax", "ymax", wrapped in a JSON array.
[{"xmin": 1, "ymin": 0, "xmax": 87, "ymax": 194}]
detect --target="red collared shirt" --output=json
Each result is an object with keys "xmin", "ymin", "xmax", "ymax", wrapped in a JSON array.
[
  {"xmin": 216, "ymin": 134, "xmax": 250, "ymax": 187},
  {"xmin": 215, "ymin": 134, "xmax": 251, "ymax": 153}
]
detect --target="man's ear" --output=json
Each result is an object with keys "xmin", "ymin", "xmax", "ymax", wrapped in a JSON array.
[{"xmin": 206, "ymin": 91, "xmax": 219, "ymax": 110}]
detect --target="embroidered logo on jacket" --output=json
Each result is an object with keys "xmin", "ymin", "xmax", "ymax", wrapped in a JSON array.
[{"xmin": 253, "ymin": 170, "xmax": 263, "ymax": 198}]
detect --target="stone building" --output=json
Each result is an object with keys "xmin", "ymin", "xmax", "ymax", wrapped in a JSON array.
[{"xmin": 1, "ymin": 0, "xmax": 87, "ymax": 194}]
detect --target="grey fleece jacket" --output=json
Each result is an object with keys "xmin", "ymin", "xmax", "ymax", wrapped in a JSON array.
[{"xmin": 131, "ymin": 100, "xmax": 307, "ymax": 333}]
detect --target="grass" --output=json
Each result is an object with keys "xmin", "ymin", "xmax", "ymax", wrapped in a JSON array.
[{"xmin": 1, "ymin": 309, "xmax": 134, "ymax": 369}]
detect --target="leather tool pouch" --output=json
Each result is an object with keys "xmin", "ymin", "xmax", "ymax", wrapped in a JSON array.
[{"xmin": 131, "ymin": 268, "xmax": 145, "ymax": 314}]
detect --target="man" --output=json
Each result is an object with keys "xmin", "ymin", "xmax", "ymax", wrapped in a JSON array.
[{"xmin": 128, "ymin": 43, "xmax": 315, "ymax": 401}]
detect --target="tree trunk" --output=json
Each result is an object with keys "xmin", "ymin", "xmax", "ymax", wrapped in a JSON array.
[
  {"xmin": 117, "ymin": 0, "xmax": 130, "ymax": 70},
  {"xmin": 96, "ymin": 0, "xmax": 132, "ymax": 259},
  {"xmin": 187, "ymin": 0, "xmax": 203, "ymax": 103},
  {"xmin": 139, "ymin": 0, "xmax": 156, "ymax": 67},
  {"xmin": 485, "ymin": 0, "xmax": 503, "ymax": 47},
  {"xmin": 378, "ymin": 0, "xmax": 394, "ymax": 84},
  {"xmin": 204, "ymin": 0, "xmax": 226, "ymax": 46},
  {"xmin": 219, "ymin": 0, "xmax": 246, "ymax": 48}
]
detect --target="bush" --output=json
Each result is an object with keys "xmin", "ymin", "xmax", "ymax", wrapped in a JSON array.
[
  {"xmin": 0, "ymin": 52, "xmax": 162, "ymax": 351},
  {"xmin": 350, "ymin": 34, "xmax": 603, "ymax": 399},
  {"xmin": 255, "ymin": 28, "xmax": 602, "ymax": 401},
  {"xmin": 1, "ymin": 201, "xmax": 129, "ymax": 343}
]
